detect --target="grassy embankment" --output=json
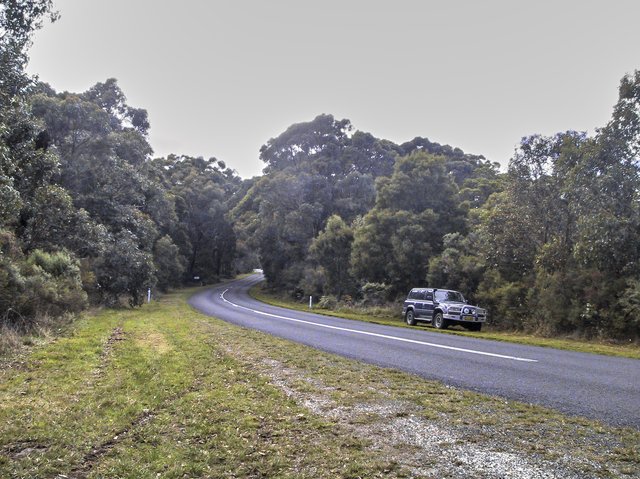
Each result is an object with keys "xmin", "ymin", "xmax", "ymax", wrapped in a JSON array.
[
  {"xmin": 1, "ymin": 283, "xmax": 639, "ymax": 478},
  {"xmin": 250, "ymin": 284, "xmax": 640, "ymax": 360}
]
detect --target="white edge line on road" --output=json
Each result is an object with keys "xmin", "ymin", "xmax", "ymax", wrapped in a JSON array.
[{"xmin": 220, "ymin": 289, "xmax": 538, "ymax": 363}]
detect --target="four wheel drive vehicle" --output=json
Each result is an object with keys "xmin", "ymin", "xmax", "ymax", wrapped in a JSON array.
[{"xmin": 402, "ymin": 288, "xmax": 487, "ymax": 331}]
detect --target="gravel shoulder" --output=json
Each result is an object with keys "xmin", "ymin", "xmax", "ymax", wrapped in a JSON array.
[{"xmin": 218, "ymin": 331, "xmax": 640, "ymax": 479}]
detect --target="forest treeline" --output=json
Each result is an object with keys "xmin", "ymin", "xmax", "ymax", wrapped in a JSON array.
[
  {"xmin": 2, "ymin": 1, "xmax": 640, "ymax": 340},
  {"xmin": 1, "ymin": 1, "xmax": 239, "ymax": 330}
]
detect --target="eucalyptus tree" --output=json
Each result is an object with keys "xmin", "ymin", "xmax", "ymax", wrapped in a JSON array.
[
  {"xmin": 29, "ymin": 80, "xmax": 161, "ymax": 304},
  {"xmin": 150, "ymin": 154, "xmax": 240, "ymax": 282},
  {"xmin": 0, "ymin": 0, "xmax": 88, "ymax": 325},
  {"xmin": 351, "ymin": 151, "xmax": 465, "ymax": 296},
  {"xmin": 241, "ymin": 115, "xmax": 363, "ymax": 291},
  {"xmin": 472, "ymin": 71, "xmax": 640, "ymax": 338},
  {"xmin": 306, "ymin": 215, "xmax": 355, "ymax": 299},
  {"xmin": 0, "ymin": 0, "xmax": 57, "ymax": 100}
]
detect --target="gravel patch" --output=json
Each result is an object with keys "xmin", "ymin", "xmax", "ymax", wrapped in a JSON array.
[{"xmin": 252, "ymin": 357, "xmax": 638, "ymax": 479}]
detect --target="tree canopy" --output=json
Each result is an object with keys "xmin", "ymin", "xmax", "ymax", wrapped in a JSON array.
[{"xmin": 3, "ymin": 0, "xmax": 640, "ymax": 341}]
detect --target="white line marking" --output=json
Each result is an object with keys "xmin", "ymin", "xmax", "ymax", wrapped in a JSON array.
[{"xmin": 220, "ymin": 289, "xmax": 538, "ymax": 363}]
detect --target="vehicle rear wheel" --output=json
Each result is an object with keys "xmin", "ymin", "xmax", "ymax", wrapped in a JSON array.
[
  {"xmin": 405, "ymin": 310, "xmax": 416, "ymax": 326},
  {"xmin": 433, "ymin": 312, "xmax": 448, "ymax": 329}
]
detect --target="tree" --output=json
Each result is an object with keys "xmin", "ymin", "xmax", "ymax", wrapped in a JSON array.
[
  {"xmin": 0, "ymin": 0, "xmax": 92, "ymax": 329},
  {"xmin": 308, "ymin": 215, "xmax": 355, "ymax": 298},
  {"xmin": 238, "ymin": 116, "xmax": 490, "ymax": 297},
  {"xmin": 0, "ymin": 0, "xmax": 57, "ymax": 100},
  {"xmin": 427, "ymin": 232, "xmax": 485, "ymax": 301},
  {"xmin": 151, "ymin": 155, "xmax": 240, "ymax": 282},
  {"xmin": 93, "ymin": 231, "xmax": 155, "ymax": 307},
  {"xmin": 260, "ymin": 114, "xmax": 351, "ymax": 175},
  {"xmin": 472, "ymin": 73, "xmax": 640, "ymax": 338},
  {"xmin": 351, "ymin": 152, "xmax": 465, "ymax": 296},
  {"xmin": 252, "ymin": 171, "xmax": 326, "ymax": 289},
  {"xmin": 342, "ymin": 131, "xmax": 399, "ymax": 178},
  {"xmin": 570, "ymin": 72, "xmax": 640, "ymax": 277},
  {"xmin": 29, "ymin": 80, "xmax": 163, "ymax": 305}
]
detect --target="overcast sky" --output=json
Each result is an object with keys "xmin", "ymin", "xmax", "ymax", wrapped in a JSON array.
[{"xmin": 26, "ymin": 0, "xmax": 640, "ymax": 178}]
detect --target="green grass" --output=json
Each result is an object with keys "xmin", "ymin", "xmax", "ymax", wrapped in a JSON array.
[
  {"xmin": 1, "ymin": 283, "xmax": 638, "ymax": 478},
  {"xmin": 250, "ymin": 284, "xmax": 640, "ymax": 360},
  {"xmin": 0, "ymin": 287, "xmax": 400, "ymax": 478}
]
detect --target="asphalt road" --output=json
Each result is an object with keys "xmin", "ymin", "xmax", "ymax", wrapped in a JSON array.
[{"xmin": 189, "ymin": 275, "xmax": 640, "ymax": 429}]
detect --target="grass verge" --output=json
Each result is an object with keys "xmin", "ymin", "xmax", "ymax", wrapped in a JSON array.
[
  {"xmin": 0, "ymin": 285, "xmax": 638, "ymax": 478},
  {"xmin": 250, "ymin": 283, "xmax": 640, "ymax": 360}
]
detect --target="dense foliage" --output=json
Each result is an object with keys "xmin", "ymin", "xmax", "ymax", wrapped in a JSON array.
[
  {"xmin": 0, "ymin": 1, "xmax": 240, "ymax": 332},
  {"xmin": 231, "ymin": 81, "xmax": 640, "ymax": 340},
  {"xmin": 2, "ymin": 1, "xmax": 640, "ymax": 341}
]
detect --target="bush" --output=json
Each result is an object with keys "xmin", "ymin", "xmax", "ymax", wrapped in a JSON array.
[
  {"xmin": 23, "ymin": 250, "xmax": 87, "ymax": 317},
  {"xmin": 1, "ymin": 245, "xmax": 87, "ymax": 331},
  {"xmin": 476, "ymin": 270, "xmax": 529, "ymax": 330},
  {"xmin": 298, "ymin": 266, "xmax": 326, "ymax": 299},
  {"xmin": 340, "ymin": 294, "xmax": 354, "ymax": 307},
  {"xmin": 0, "ymin": 325, "xmax": 21, "ymax": 355},
  {"xmin": 360, "ymin": 282, "xmax": 390, "ymax": 306},
  {"xmin": 318, "ymin": 295, "xmax": 337, "ymax": 309},
  {"xmin": 618, "ymin": 279, "xmax": 640, "ymax": 339}
]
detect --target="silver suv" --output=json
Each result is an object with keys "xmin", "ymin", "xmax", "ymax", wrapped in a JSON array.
[{"xmin": 402, "ymin": 288, "xmax": 486, "ymax": 331}]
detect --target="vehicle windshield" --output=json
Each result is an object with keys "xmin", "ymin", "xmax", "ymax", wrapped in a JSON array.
[{"xmin": 435, "ymin": 290, "xmax": 465, "ymax": 303}]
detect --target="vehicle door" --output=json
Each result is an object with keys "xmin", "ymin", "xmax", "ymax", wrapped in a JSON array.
[
  {"xmin": 414, "ymin": 290, "xmax": 428, "ymax": 318},
  {"xmin": 423, "ymin": 291, "xmax": 435, "ymax": 319}
]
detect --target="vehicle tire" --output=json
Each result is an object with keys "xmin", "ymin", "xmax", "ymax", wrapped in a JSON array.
[
  {"xmin": 466, "ymin": 322, "xmax": 482, "ymax": 332},
  {"xmin": 433, "ymin": 312, "xmax": 448, "ymax": 329},
  {"xmin": 405, "ymin": 309, "xmax": 416, "ymax": 326}
]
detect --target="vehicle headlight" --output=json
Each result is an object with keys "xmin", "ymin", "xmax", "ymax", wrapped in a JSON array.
[
  {"xmin": 449, "ymin": 307, "xmax": 461, "ymax": 313},
  {"xmin": 463, "ymin": 307, "xmax": 471, "ymax": 314}
]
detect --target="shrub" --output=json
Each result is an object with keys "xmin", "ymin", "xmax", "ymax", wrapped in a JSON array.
[
  {"xmin": 618, "ymin": 279, "xmax": 640, "ymax": 339},
  {"xmin": 360, "ymin": 282, "xmax": 391, "ymax": 306},
  {"xmin": 23, "ymin": 249, "xmax": 87, "ymax": 318},
  {"xmin": 1, "ymin": 245, "xmax": 87, "ymax": 331},
  {"xmin": 318, "ymin": 295, "xmax": 337, "ymax": 309},
  {"xmin": 476, "ymin": 270, "xmax": 529, "ymax": 331},
  {"xmin": 153, "ymin": 235, "xmax": 185, "ymax": 292},
  {"xmin": 0, "ymin": 325, "xmax": 21, "ymax": 355}
]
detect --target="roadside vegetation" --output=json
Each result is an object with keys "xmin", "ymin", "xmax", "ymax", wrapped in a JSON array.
[
  {"xmin": 2, "ymin": 4, "xmax": 638, "ymax": 476},
  {"xmin": 1, "ymin": 288, "xmax": 639, "ymax": 478},
  {"xmin": 3, "ymin": 1, "xmax": 640, "ymax": 358},
  {"xmin": 233, "ymin": 72, "xmax": 640, "ymax": 344},
  {"xmin": 1, "ymin": 1, "xmax": 238, "ymax": 347},
  {"xmin": 251, "ymin": 283, "xmax": 640, "ymax": 360}
]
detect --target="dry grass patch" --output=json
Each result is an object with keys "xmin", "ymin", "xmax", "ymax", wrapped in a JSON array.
[{"xmin": 135, "ymin": 330, "xmax": 172, "ymax": 355}]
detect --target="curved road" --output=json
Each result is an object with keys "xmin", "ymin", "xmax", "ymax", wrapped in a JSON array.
[{"xmin": 189, "ymin": 275, "xmax": 640, "ymax": 429}]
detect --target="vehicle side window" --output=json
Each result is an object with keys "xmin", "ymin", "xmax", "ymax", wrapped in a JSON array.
[
  {"xmin": 408, "ymin": 291, "xmax": 419, "ymax": 300},
  {"xmin": 425, "ymin": 292, "xmax": 433, "ymax": 301}
]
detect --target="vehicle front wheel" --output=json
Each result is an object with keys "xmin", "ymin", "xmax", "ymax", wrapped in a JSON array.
[
  {"xmin": 433, "ymin": 312, "xmax": 448, "ymax": 330},
  {"xmin": 405, "ymin": 310, "xmax": 416, "ymax": 326},
  {"xmin": 466, "ymin": 322, "xmax": 482, "ymax": 332}
]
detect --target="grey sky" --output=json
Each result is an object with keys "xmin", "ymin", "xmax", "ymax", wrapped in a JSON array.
[{"xmin": 27, "ymin": 0, "xmax": 640, "ymax": 178}]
